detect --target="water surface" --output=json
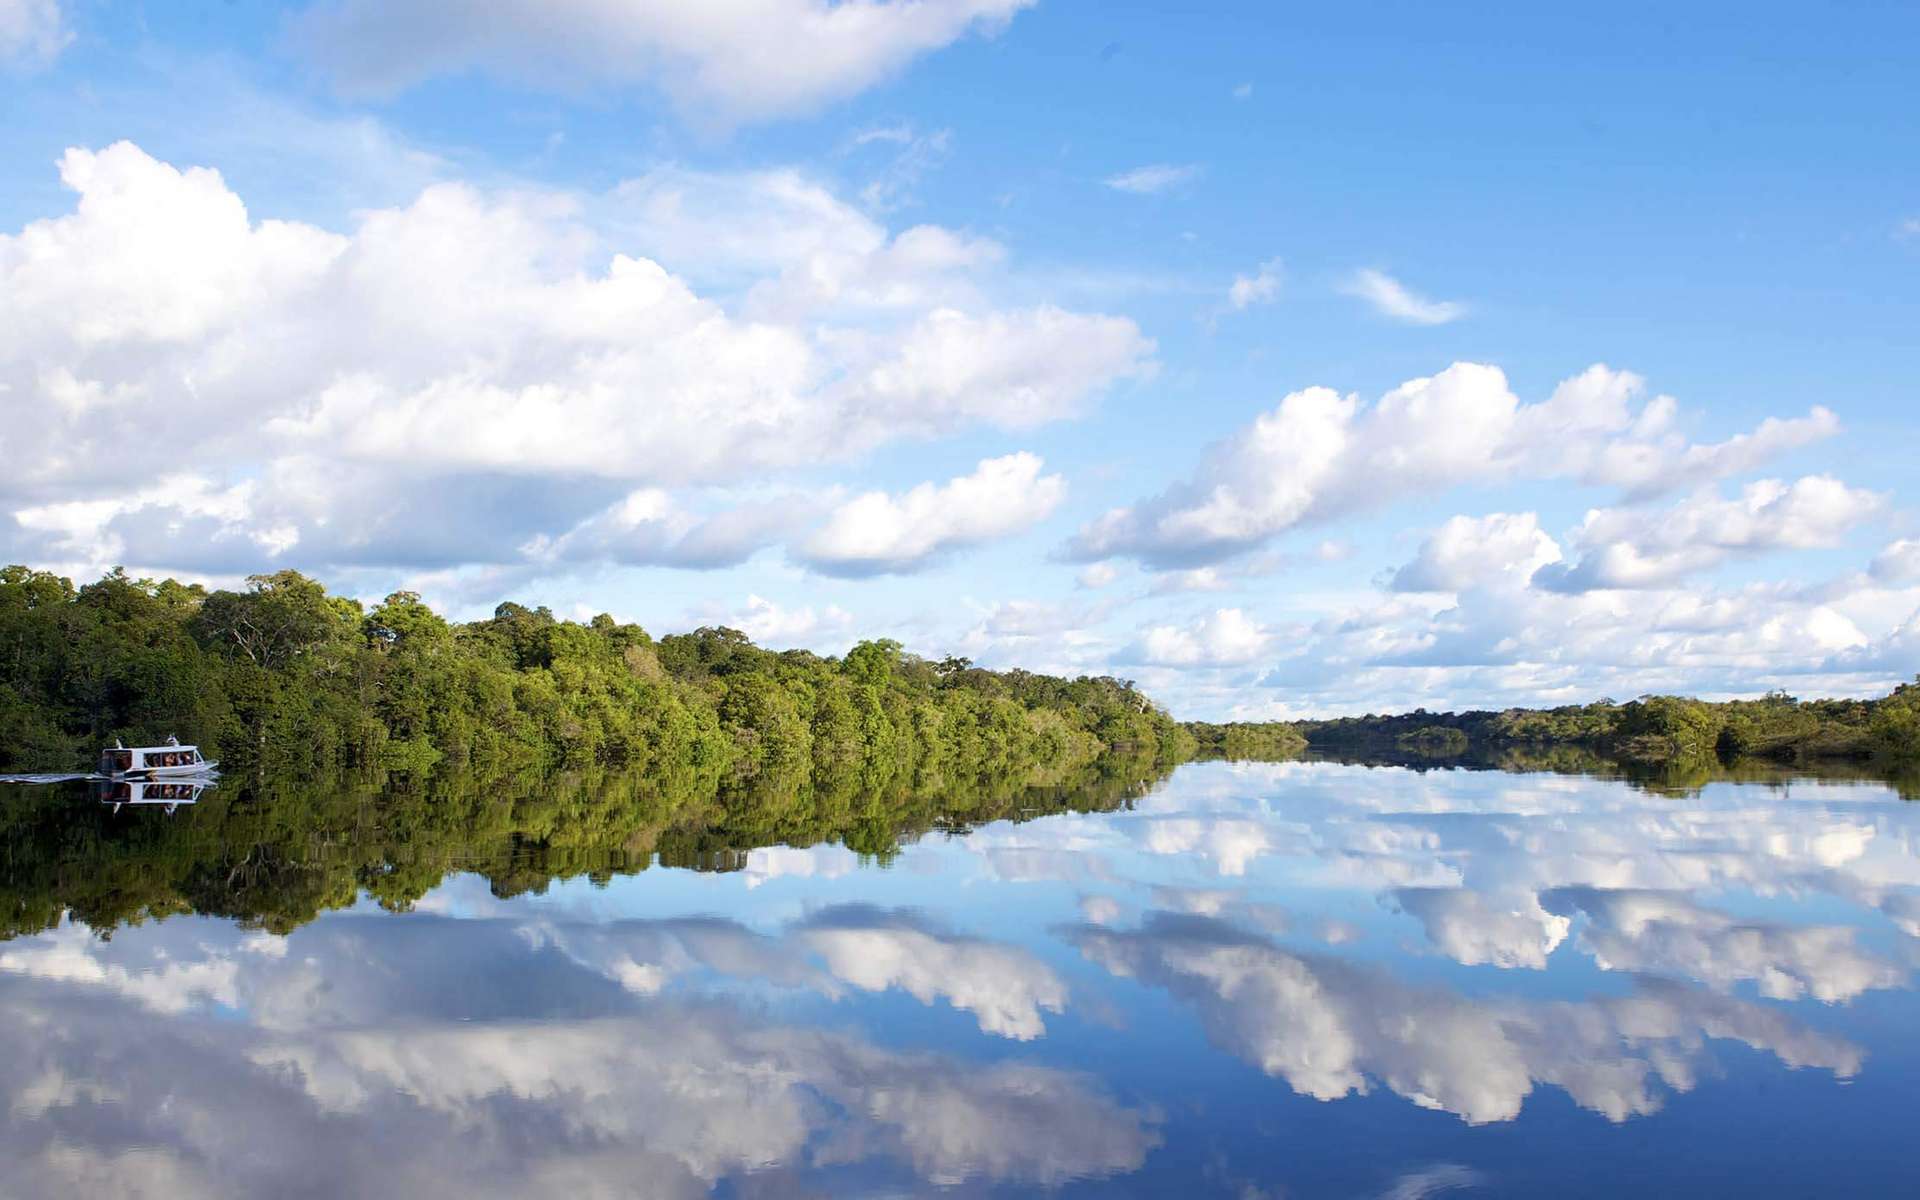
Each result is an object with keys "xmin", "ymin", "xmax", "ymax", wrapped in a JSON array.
[{"xmin": 2, "ymin": 759, "xmax": 1915, "ymax": 1197}]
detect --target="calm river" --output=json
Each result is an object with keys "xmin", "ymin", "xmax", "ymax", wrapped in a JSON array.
[{"xmin": 1, "ymin": 759, "xmax": 1915, "ymax": 1197}]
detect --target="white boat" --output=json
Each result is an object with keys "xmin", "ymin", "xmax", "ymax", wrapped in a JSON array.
[
  {"xmin": 97, "ymin": 736, "xmax": 218, "ymax": 779},
  {"xmin": 94, "ymin": 777, "xmax": 208, "ymax": 814}
]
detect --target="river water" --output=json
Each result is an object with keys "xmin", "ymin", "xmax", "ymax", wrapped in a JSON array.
[{"xmin": 0, "ymin": 758, "xmax": 1914, "ymax": 1197}]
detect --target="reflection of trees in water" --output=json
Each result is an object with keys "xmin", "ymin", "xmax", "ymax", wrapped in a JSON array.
[
  {"xmin": 1298, "ymin": 743, "xmax": 1920, "ymax": 800},
  {"xmin": 0, "ymin": 751, "xmax": 1176, "ymax": 942}
]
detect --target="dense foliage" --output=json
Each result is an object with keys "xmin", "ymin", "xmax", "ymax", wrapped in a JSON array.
[{"xmin": 0, "ymin": 566, "xmax": 1195, "ymax": 778}]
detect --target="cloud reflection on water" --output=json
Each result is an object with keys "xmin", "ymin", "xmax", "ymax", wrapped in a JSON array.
[
  {"xmin": 1073, "ymin": 911, "xmax": 1863, "ymax": 1125},
  {"xmin": 0, "ymin": 911, "xmax": 1151, "ymax": 1197}
]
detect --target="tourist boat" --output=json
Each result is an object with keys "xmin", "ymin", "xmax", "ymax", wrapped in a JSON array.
[
  {"xmin": 96, "ymin": 736, "xmax": 218, "ymax": 778},
  {"xmin": 93, "ymin": 777, "xmax": 207, "ymax": 814}
]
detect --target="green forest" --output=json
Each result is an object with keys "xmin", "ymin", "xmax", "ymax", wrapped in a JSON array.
[{"xmin": 0, "ymin": 565, "xmax": 1195, "ymax": 778}]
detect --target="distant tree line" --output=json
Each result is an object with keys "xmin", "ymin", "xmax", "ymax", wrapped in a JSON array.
[
  {"xmin": 1214, "ymin": 687, "xmax": 1920, "ymax": 768},
  {"xmin": 0, "ymin": 565, "xmax": 1196, "ymax": 778}
]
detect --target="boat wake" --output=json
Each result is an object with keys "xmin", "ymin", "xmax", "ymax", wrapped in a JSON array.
[{"xmin": 0, "ymin": 773, "xmax": 108, "ymax": 785}]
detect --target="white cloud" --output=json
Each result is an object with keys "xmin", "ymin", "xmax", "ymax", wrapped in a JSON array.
[
  {"xmin": 798, "ymin": 452, "xmax": 1066, "ymax": 575},
  {"xmin": 1379, "ymin": 1165, "xmax": 1482, "ymax": 1200},
  {"xmin": 1537, "ymin": 476, "xmax": 1884, "ymax": 592},
  {"xmin": 530, "ymin": 488, "xmax": 808, "ymax": 569},
  {"xmin": 1871, "ymin": 538, "xmax": 1920, "ymax": 585},
  {"xmin": 0, "ymin": 0, "xmax": 67, "ymax": 67},
  {"xmin": 1391, "ymin": 513, "xmax": 1564, "ymax": 593},
  {"xmin": 1897, "ymin": 216, "xmax": 1920, "ymax": 240},
  {"xmin": 707, "ymin": 594, "xmax": 854, "ymax": 646},
  {"xmin": 833, "ymin": 308, "xmax": 1150, "ymax": 435},
  {"xmin": 1104, "ymin": 163, "xmax": 1202, "ymax": 194},
  {"xmin": 1149, "ymin": 566, "xmax": 1233, "ymax": 594},
  {"xmin": 1232, "ymin": 81, "xmax": 1254, "ymax": 100},
  {"xmin": 0, "ymin": 143, "xmax": 1148, "ymax": 581},
  {"xmin": 1227, "ymin": 257, "xmax": 1283, "ymax": 310},
  {"xmin": 1256, "ymin": 568, "xmax": 1902, "ymax": 713},
  {"xmin": 1077, "ymin": 562, "xmax": 1120, "ymax": 589},
  {"xmin": 1134, "ymin": 608, "xmax": 1272, "ymax": 667},
  {"xmin": 296, "ymin": 0, "xmax": 1036, "ymax": 126},
  {"xmin": 1068, "ymin": 362, "xmax": 1839, "ymax": 569},
  {"xmin": 1340, "ymin": 268, "xmax": 1466, "ymax": 325}
]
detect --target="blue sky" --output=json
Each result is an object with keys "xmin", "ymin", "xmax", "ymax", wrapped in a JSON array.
[{"xmin": 2, "ymin": 0, "xmax": 1916, "ymax": 717}]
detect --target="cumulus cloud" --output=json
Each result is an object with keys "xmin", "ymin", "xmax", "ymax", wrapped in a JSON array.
[
  {"xmin": 1132, "ymin": 607, "xmax": 1272, "ymax": 667},
  {"xmin": 1075, "ymin": 913, "xmax": 1862, "ymax": 1125},
  {"xmin": 0, "ymin": 0, "xmax": 67, "ymax": 67},
  {"xmin": 1340, "ymin": 268, "xmax": 1466, "ymax": 325},
  {"xmin": 1391, "ymin": 513, "xmax": 1564, "ymax": 593},
  {"xmin": 1067, "ymin": 362, "xmax": 1839, "ymax": 570},
  {"xmin": 1259, "ymin": 570, "xmax": 1894, "ymax": 713},
  {"xmin": 703, "ymin": 594, "xmax": 855, "ymax": 646},
  {"xmin": 798, "ymin": 452, "xmax": 1066, "ymax": 575},
  {"xmin": 1104, "ymin": 163, "xmax": 1202, "ymax": 194},
  {"xmin": 1536, "ymin": 476, "xmax": 1884, "ymax": 593},
  {"xmin": 529, "ymin": 488, "xmax": 808, "ymax": 569},
  {"xmin": 296, "ymin": 0, "xmax": 1035, "ymax": 125},
  {"xmin": 610, "ymin": 164, "xmax": 1005, "ymax": 317},
  {"xmin": 0, "ymin": 142, "xmax": 1148, "ymax": 581}
]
